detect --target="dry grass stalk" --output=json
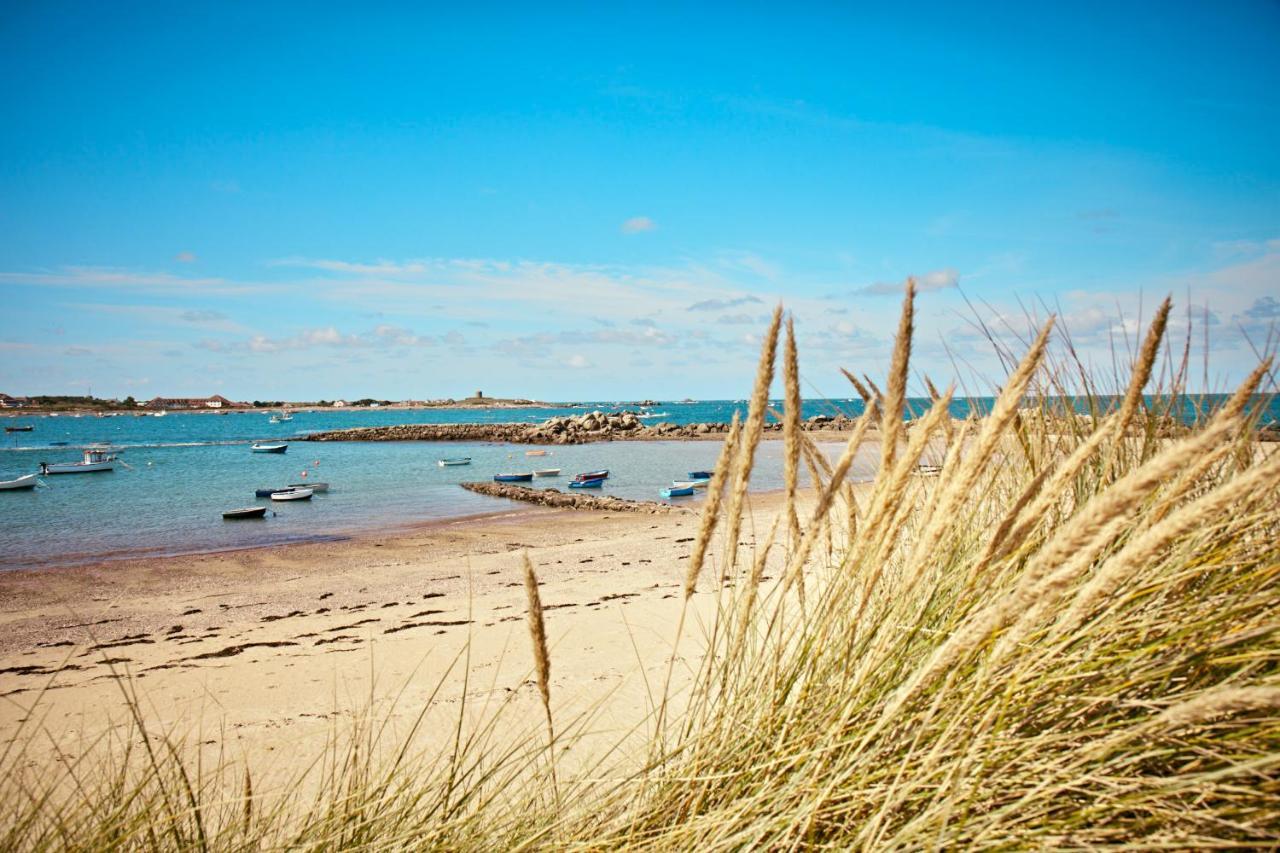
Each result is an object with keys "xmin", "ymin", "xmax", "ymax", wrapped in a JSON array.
[
  {"xmin": 683, "ymin": 413, "xmax": 741, "ymax": 598},
  {"xmin": 720, "ymin": 306, "xmax": 784, "ymax": 576},
  {"xmin": 879, "ymin": 279, "xmax": 915, "ymax": 473},
  {"xmin": 782, "ymin": 406, "xmax": 878, "ymax": 593},
  {"xmin": 1057, "ymin": 449, "xmax": 1280, "ymax": 635},
  {"xmin": 783, "ymin": 317, "xmax": 803, "ymax": 545},
  {"xmin": 841, "ymin": 368, "xmax": 876, "ymax": 410},
  {"xmin": 1153, "ymin": 685, "xmax": 1280, "ymax": 732},
  {"xmin": 898, "ymin": 318, "xmax": 1055, "ymax": 591},
  {"xmin": 1100, "ymin": 296, "xmax": 1171, "ymax": 481},
  {"xmin": 522, "ymin": 553, "xmax": 557, "ymax": 800}
]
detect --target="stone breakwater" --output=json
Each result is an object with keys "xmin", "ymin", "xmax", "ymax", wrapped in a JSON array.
[
  {"xmin": 459, "ymin": 481, "xmax": 688, "ymax": 514},
  {"xmin": 305, "ymin": 410, "xmax": 862, "ymax": 445}
]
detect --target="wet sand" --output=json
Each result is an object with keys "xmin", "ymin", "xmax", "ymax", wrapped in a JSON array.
[{"xmin": 0, "ymin": 491, "xmax": 806, "ymax": 784}]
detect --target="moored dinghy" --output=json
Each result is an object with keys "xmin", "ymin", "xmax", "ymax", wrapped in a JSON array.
[
  {"xmin": 660, "ymin": 485, "xmax": 695, "ymax": 499},
  {"xmin": 688, "ymin": 470, "xmax": 713, "ymax": 480},
  {"xmin": 493, "ymin": 473, "xmax": 534, "ymax": 483},
  {"xmin": 569, "ymin": 477, "xmax": 604, "ymax": 489},
  {"xmin": 271, "ymin": 488, "xmax": 313, "ymax": 501},
  {"xmin": 0, "ymin": 474, "xmax": 38, "ymax": 491},
  {"xmin": 438, "ymin": 457, "xmax": 472, "ymax": 467},
  {"xmin": 533, "ymin": 468, "xmax": 560, "ymax": 477},
  {"xmin": 572, "ymin": 469, "xmax": 609, "ymax": 482},
  {"xmin": 287, "ymin": 481, "xmax": 328, "ymax": 492},
  {"xmin": 251, "ymin": 443, "xmax": 288, "ymax": 453},
  {"xmin": 223, "ymin": 506, "xmax": 268, "ymax": 519}
]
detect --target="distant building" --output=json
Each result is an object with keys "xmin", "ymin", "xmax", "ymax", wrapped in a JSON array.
[
  {"xmin": 476, "ymin": 390, "xmax": 484, "ymax": 399},
  {"xmin": 332, "ymin": 399, "xmax": 348, "ymax": 408},
  {"xmin": 0, "ymin": 393, "xmax": 28, "ymax": 408},
  {"xmin": 145, "ymin": 394, "xmax": 248, "ymax": 410}
]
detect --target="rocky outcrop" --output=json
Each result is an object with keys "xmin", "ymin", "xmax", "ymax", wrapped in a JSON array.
[
  {"xmin": 305, "ymin": 409, "xmax": 863, "ymax": 444},
  {"xmin": 459, "ymin": 481, "xmax": 687, "ymax": 513}
]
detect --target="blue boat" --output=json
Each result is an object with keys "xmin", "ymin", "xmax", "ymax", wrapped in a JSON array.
[
  {"xmin": 569, "ymin": 477, "xmax": 604, "ymax": 489},
  {"xmin": 661, "ymin": 486, "xmax": 695, "ymax": 498},
  {"xmin": 494, "ymin": 473, "xmax": 534, "ymax": 483},
  {"xmin": 688, "ymin": 470, "xmax": 713, "ymax": 480},
  {"xmin": 572, "ymin": 469, "xmax": 609, "ymax": 481}
]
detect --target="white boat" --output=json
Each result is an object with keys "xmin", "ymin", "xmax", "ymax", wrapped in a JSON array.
[
  {"xmin": 525, "ymin": 449, "xmax": 549, "ymax": 457},
  {"xmin": 0, "ymin": 474, "xmax": 38, "ymax": 490},
  {"xmin": 671, "ymin": 478, "xmax": 711, "ymax": 490},
  {"xmin": 271, "ymin": 487, "xmax": 312, "ymax": 501},
  {"xmin": 438, "ymin": 457, "xmax": 472, "ymax": 467},
  {"xmin": 287, "ymin": 481, "xmax": 328, "ymax": 492},
  {"xmin": 533, "ymin": 468, "xmax": 561, "ymax": 477},
  {"xmin": 152, "ymin": 410, "xmax": 167, "ymax": 417},
  {"xmin": 39, "ymin": 449, "xmax": 116, "ymax": 474},
  {"xmin": 251, "ymin": 443, "xmax": 288, "ymax": 453}
]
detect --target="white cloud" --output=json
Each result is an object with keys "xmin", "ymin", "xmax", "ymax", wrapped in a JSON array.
[
  {"xmin": 857, "ymin": 268, "xmax": 959, "ymax": 296},
  {"xmin": 564, "ymin": 354, "xmax": 591, "ymax": 369},
  {"xmin": 688, "ymin": 295, "xmax": 764, "ymax": 312},
  {"xmin": 620, "ymin": 216, "xmax": 656, "ymax": 234}
]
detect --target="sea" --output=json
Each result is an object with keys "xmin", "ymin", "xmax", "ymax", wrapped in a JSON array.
[{"xmin": 1, "ymin": 396, "xmax": 1275, "ymax": 570}]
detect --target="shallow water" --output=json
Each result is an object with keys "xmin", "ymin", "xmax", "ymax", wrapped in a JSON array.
[{"xmin": 1, "ymin": 394, "xmax": 1270, "ymax": 570}]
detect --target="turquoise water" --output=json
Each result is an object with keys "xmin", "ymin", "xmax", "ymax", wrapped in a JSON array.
[{"xmin": 0, "ymin": 395, "xmax": 1273, "ymax": 570}]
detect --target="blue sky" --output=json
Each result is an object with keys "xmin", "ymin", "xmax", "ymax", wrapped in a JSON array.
[{"xmin": 2, "ymin": 2, "xmax": 1277, "ymax": 401}]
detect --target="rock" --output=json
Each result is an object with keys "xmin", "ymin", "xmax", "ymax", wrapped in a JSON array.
[{"xmin": 459, "ymin": 481, "xmax": 688, "ymax": 514}]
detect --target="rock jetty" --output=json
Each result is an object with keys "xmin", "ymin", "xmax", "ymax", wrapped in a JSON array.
[
  {"xmin": 305, "ymin": 409, "xmax": 862, "ymax": 445},
  {"xmin": 459, "ymin": 481, "xmax": 687, "ymax": 514}
]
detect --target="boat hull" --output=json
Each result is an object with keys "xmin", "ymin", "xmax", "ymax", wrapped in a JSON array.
[
  {"xmin": 572, "ymin": 469, "xmax": 609, "ymax": 481},
  {"xmin": 569, "ymin": 478, "xmax": 604, "ymax": 489},
  {"xmin": 251, "ymin": 444, "xmax": 288, "ymax": 453},
  {"xmin": 0, "ymin": 474, "xmax": 38, "ymax": 490},
  {"xmin": 40, "ymin": 461, "xmax": 114, "ymax": 474},
  {"xmin": 438, "ymin": 458, "xmax": 472, "ymax": 467},
  {"xmin": 271, "ymin": 488, "xmax": 313, "ymax": 501},
  {"xmin": 287, "ymin": 482, "xmax": 328, "ymax": 492},
  {"xmin": 660, "ymin": 487, "xmax": 694, "ymax": 498},
  {"xmin": 223, "ymin": 506, "xmax": 268, "ymax": 519},
  {"xmin": 494, "ymin": 474, "xmax": 534, "ymax": 483},
  {"xmin": 533, "ymin": 469, "xmax": 561, "ymax": 477}
]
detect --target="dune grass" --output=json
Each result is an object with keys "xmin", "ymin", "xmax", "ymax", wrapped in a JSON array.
[{"xmin": 2, "ymin": 287, "xmax": 1277, "ymax": 849}]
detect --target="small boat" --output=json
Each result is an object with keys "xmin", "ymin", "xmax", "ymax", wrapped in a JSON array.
[
  {"xmin": 525, "ymin": 449, "xmax": 549, "ymax": 456},
  {"xmin": 49, "ymin": 441, "xmax": 69, "ymax": 446},
  {"xmin": 39, "ymin": 449, "xmax": 116, "ymax": 474},
  {"xmin": 255, "ymin": 487, "xmax": 291, "ymax": 497},
  {"xmin": 688, "ymin": 470, "xmax": 713, "ymax": 480},
  {"xmin": 438, "ymin": 457, "xmax": 472, "ymax": 467},
  {"xmin": 4, "ymin": 425, "xmax": 33, "ymax": 432},
  {"xmin": 661, "ymin": 486, "xmax": 695, "ymax": 498},
  {"xmin": 251, "ymin": 443, "xmax": 288, "ymax": 453},
  {"xmin": 271, "ymin": 488, "xmax": 313, "ymax": 501},
  {"xmin": 0, "ymin": 474, "xmax": 38, "ymax": 491},
  {"xmin": 569, "ymin": 477, "xmax": 604, "ymax": 489},
  {"xmin": 152, "ymin": 410, "xmax": 167, "ymax": 418},
  {"xmin": 269, "ymin": 416, "xmax": 281, "ymax": 424},
  {"xmin": 671, "ymin": 478, "xmax": 711, "ymax": 490},
  {"xmin": 533, "ymin": 468, "xmax": 561, "ymax": 477},
  {"xmin": 572, "ymin": 469, "xmax": 609, "ymax": 481},
  {"xmin": 494, "ymin": 473, "xmax": 534, "ymax": 483},
  {"xmin": 287, "ymin": 481, "xmax": 328, "ymax": 492},
  {"xmin": 223, "ymin": 506, "xmax": 268, "ymax": 519},
  {"xmin": 278, "ymin": 412, "xmax": 294, "ymax": 422}
]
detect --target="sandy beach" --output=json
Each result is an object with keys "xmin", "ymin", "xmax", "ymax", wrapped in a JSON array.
[{"xmin": 0, "ymin": 490, "xmax": 801, "ymax": 785}]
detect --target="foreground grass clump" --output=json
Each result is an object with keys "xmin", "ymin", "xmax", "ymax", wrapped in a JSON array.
[{"xmin": 2, "ymin": 286, "xmax": 1277, "ymax": 849}]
